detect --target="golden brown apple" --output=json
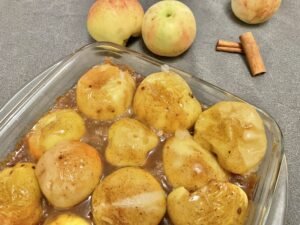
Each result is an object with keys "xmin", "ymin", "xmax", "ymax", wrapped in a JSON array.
[
  {"xmin": 167, "ymin": 181, "xmax": 248, "ymax": 225},
  {"xmin": 27, "ymin": 109, "xmax": 86, "ymax": 160},
  {"xmin": 133, "ymin": 71, "xmax": 201, "ymax": 133},
  {"xmin": 0, "ymin": 163, "xmax": 42, "ymax": 225},
  {"xmin": 105, "ymin": 118, "xmax": 158, "ymax": 167},
  {"xmin": 44, "ymin": 213, "xmax": 90, "ymax": 225},
  {"xmin": 36, "ymin": 141, "xmax": 102, "ymax": 209},
  {"xmin": 92, "ymin": 167, "xmax": 166, "ymax": 225},
  {"xmin": 163, "ymin": 130, "xmax": 228, "ymax": 191},
  {"xmin": 194, "ymin": 101, "xmax": 267, "ymax": 174},
  {"xmin": 76, "ymin": 63, "xmax": 135, "ymax": 120}
]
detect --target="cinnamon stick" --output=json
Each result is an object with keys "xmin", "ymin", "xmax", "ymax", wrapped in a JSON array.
[
  {"xmin": 216, "ymin": 46, "xmax": 244, "ymax": 53},
  {"xmin": 239, "ymin": 32, "xmax": 266, "ymax": 76},
  {"xmin": 216, "ymin": 40, "xmax": 243, "ymax": 53},
  {"xmin": 217, "ymin": 40, "xmax": 242, "ymax": 49}
]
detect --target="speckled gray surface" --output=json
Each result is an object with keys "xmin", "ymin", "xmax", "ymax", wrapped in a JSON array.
[{"xmin": 0, "ymin": 0, "xmax": 299, "ymax": 224}]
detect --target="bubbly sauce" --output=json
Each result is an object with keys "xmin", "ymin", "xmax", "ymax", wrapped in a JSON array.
[{"xmin": 0, "ymin": 68, "xmax": 257, "ymax": 225}]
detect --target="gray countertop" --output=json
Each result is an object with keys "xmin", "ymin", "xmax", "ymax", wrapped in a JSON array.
[{"xmin": 0, "ymin": 0, "xmax": 299, "ymax": 224}]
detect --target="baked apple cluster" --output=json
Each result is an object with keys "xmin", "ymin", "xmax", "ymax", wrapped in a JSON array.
[{"xmin": 0, "ymin": 62, "xmax": 267, "ymax": 225}]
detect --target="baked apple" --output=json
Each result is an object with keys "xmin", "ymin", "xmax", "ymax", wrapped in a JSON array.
[
  {"xmin": 167, "ymin": 181, "xmax": 248, "ymax": 225},
  {"xmin": 36, "ymin": 141, "xmax": 102, "ymax": 208},
  {"xmin": 27, "ymin": 109, "xmax": 85, "ymax": 160},
  {"xmin": 76, "ymin": 63, "xmax": 135, "ymax": 120},
  {"xmin": 133, "ymin": 71, "xmax": 201, "ymax": 133},
  {"xmin": 44, "ymin": 213, "xmax": 90, "ymax": 225},
  {"xmin": 163, "ymin": 130, "xmax": 227, "ymax": 190},
  {"xmin": 0, "ymin": 163, "xmax": 42, "ymax": 225},
  {"xmin": 92, "ymin": 167, "xmax": 166, "ymax": 225},
  {"xmin": 105, "ymin": 118, "xmax": 158, "ymax": 167},
  {"xmin": 194, "ymin": 101, "xmax": 267, "ymax": 174}
]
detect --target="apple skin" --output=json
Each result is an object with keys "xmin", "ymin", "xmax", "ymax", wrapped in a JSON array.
[
  {"xmin": 87, "ymin": 0, "xmax": 144, "ymax": 45},
  {"xmin": 231, "ymin": 0, "xmax": 281, "ymax": 24},
  {"xmin": 142, "ymin": 0, "xmax": 196, "ymax": 57}
]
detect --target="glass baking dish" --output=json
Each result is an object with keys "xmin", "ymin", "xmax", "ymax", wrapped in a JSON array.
[{"xmin": 0, "ymin": 42, "xmax": 285, "ymax": 225}]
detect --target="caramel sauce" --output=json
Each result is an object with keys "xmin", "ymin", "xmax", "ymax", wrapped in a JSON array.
[{"xmin": 0, "ymin": 70, "xmax": 257, "ymax": 225}]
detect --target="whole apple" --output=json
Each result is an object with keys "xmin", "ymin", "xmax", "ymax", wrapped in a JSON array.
[
  {"xmin": 87, "ymin": 0, "xmax": 144, "ymax": 46},
  {"xmin": 142, "ymin": 0, "xmax": 196, "ymax": 57},
  {"xmin": 232, "ymin": 0, "xmax": 281, "ymax": 24}
]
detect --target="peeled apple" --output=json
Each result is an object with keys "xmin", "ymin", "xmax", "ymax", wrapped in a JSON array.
[{"xmin": 231, "ymin": 0, "xmax": 281, "ymax": 24}]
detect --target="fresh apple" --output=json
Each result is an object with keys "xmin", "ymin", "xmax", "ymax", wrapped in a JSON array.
[
  {"xmin": 232, "ymin": 0, "xmax": 281, "ymax": 24},
  {"xmin": 142, "ymin": 0, "xmax": 196, "ymax": 57},
  {"xmin": 87, "ymin": 0, "xmax": 144, "ymax": 45}
]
